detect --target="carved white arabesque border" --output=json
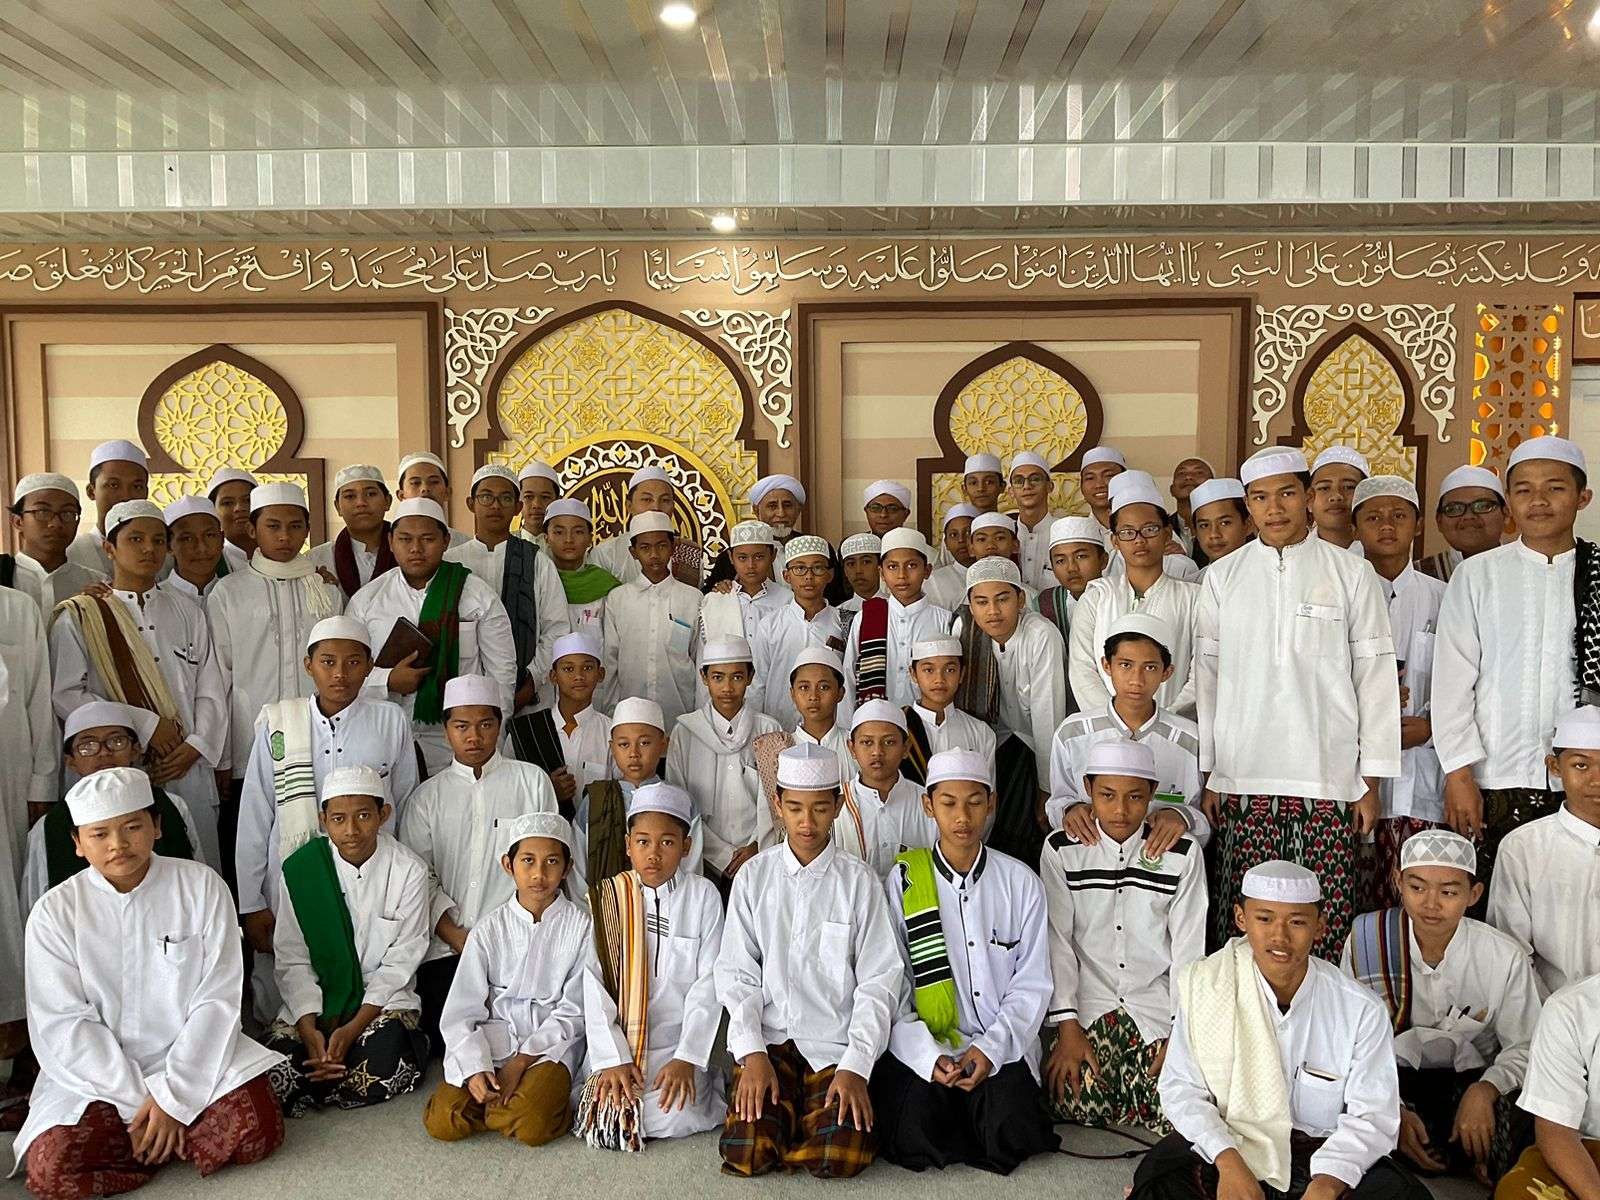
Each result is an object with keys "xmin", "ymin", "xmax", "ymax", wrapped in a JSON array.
[
  {"xmin": 680, "ymin": 308, "xmax": 793, "ymax": 449},
  {"xmin": 443, "ymin": 305, "xmax": 555, "ymax": 448},
  {"xmin": 1250, "ymin": 302, "xmax": 1458, "ymax": 446}
]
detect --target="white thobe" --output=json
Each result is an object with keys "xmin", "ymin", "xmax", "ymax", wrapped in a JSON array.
[
  {"xmin": 50, "ymin": 587, "xmax": 228, "ymax": 865},
  {"xmin": 600, "ymin": 574, "xmax": 702, "ymax": 730},
  {"xmin": 749, "ymin": 600, "xmax": 849, "ymax": 727},
  {"xmin": 345, "ymin": 566, "xmax": 518, "ymax": 775},
  {"xmin": 272, "ymin": 834, "xmax": 432, "ymax": 1023},
  {"xmin": 1105, "ymin": 550, "xmax": 1203, "ymax": 584},
  {"xmin": 234, "ymin": 696, "xmax": 420, "ymax": 915},
  {"xmin": 160, "ymin": 575, "xmax": 217, "ymax": 604},
  {"xmin": 1016, "ymin": 511, "xmax": 1059, "ymax": 592},
  {"xmin": 831, "ymin": 776, "xmax": 936, "ymax": 878},
  {"xmin": 1381, "ymin": 565, "xmax": 1446, "ymax": 821},
  {"xmin": 1488, "ymin": 804, "xmax": 1600, "ymax": 997},
  {"xmin": 1159, "ymin": 956, "xmax": 1402, "ymax": 1189},
  {"xmin": 843, "ymin": 595, "xmax": 954, "ymax": 709},
  {"xmin": 440, "ymin": 894, "xmax": 594, "ymax": 1086},
  {"xmin": 552, "ymin": 705, "xmax": 613, "ymax": 797},
  {"xmin": 587, "ymin": 535, "xmax": 641, "ymax": 586},
  {"xmin": 716, "ymin": 839, "xmax": 902, "ymax": 1077},
  {"xmin": 15, "ymin": 553, "xmax": 102, "ymax": 614},
  {"xmin": 907, "ymin": 702, "xmax": 998, "ymax": 764},
  {"xmin": 987, "ymin": 609, "xmax": 1068, "ymax": 790},
  {"xmin": 208, "ymin": 565, "xmax": 343, "ymax": 779},
  {"xmin": 1039, "ymin": 822, "xmax": 1208, "ymax": 1041},
  {"xmin": 886, "ymin": 846, "xmax": 1053, "ymax": 1080},
  {"xmin": 665, "ymin": 705, "xmax": 781, "ymax": 874},
  {"xmin": 445, "ymin": 536, "xmax": 570, "ymax": 704},
  {"xmin": 1518, "ymin": 972, "xmax": 1600, "ymax": 1138},
  {"xmin": 699, "ymin": 582, "xmax": 792, "ymax": 646},
  {"xmin": 308, "ymin": 535, "xmax": 381, "ymax": 591},
  {"xmin": 15, "ymin": 857, "xmax": 284, "ymax": 1165},
  {"xmin": 1339, "ymin": 917, "xmax": 1540, "ymax": 1093},
  {"xmin": 1046, "ymin": 705, "xmax": 1208, "ymax": 842},
  {"xmin": 399, "ymin": 753, "xmax": 558, "ymax": 958},
  {"xmin": 1068, "ymin": 572, "xmax": 1200, "ymax": 717},
  {"xmin": 1196, "ymin": 535, "xmax": 1400, "ymax": 802},
  {"xmin": 1431, "ymin": 540, "xmax": 1577, "ymax": 790},
  {"xmin": 923, "ymin": 562, "xmax": 969, "ymax": 613},
  {"xmin": 581, "ymin": 871, "xmax": 726, "ymax": 1139}
]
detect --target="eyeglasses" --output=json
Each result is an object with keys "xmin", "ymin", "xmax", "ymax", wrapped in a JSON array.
[
  {"xmin": 21, "ymin": 507, "xmax": 80, "ymax": 524},
  {"xmin": 786, "ymin": 563, "xmax": 831, "ymax": 577},
  {"xmin": 471, "ymin": 492, "xmax": 519, "ymax": 508},
  {"xmin": 864, "ymin": 503, "xmax": 906, "ymax": 517},
  {"xmin": 1113, "ymin": 522, "xmax": 1166, "ymax": 542},
  {"xmin": 1438, "ymin": 498, "xmax": 1503, "ymax": 518},
  {"xmin": 70, "ymin": 733, "xmax": 135, "ymax": 757}
]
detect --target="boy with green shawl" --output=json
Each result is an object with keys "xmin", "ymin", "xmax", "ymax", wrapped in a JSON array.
[
  {"xmin": 871, "ymin": 748, "xmax": 1057, "ymax": 1175},
  {"xmin": 543, "ymin": 498, "xmax": 620, "ymax": 634},
  {"xmin": 264, "ymin": 765, "xmax": 431, "ymax": 1116}
]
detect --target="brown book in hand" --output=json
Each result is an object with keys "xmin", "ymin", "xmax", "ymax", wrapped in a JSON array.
[{"xmin": 375, "ymin": 617, "xmax": 434, "ymax": 669}]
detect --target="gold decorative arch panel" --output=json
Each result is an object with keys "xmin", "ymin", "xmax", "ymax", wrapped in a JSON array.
[
  {"xmin": 1283, "ymin": 324, "xmax": 1424, "ymax": 485},
  {"xmin": 478, "ymin": 302, "xmax": 763, "ymax": 551},
  {"xmin": 137, "ymin": 344, "xmax": 326, "ymax": 541},
  {"xmin": 915, "ymin": 341, "xmax": 1105, "ymax": 537}
]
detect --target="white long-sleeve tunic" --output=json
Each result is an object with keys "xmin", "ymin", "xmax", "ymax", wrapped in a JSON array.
[
  {"xmin": 842, "ymin": 595, "xmax": 953, "ymax": 709},
  {"xmin": 1382, "ymin": 565, "xmax": 1446, "ymax": 820},
  {"xmin": 987, "ymin": 609, "xmax": 1068, "ymax": 791},
  {"xmin": 445, "ymin": 536, "xmax": 570, "ymax": 704},
  {"xmin": 665, "ymin": 705, "xmax": 781, "ymax": 875},
  {"xmin": 600, "ymin": 574, "xmax": 702, "ymax": 730},
  {"xmin": 1488, "ymin": 804, "xmax": 1600, "ymax": 997},
  {"xmin": 749, "ymin": 600, "xmax": 850, "ymax": 727},
  {"xmin": 1068, "ymin": 572, "xmax": 1200, "ymax": 717}
]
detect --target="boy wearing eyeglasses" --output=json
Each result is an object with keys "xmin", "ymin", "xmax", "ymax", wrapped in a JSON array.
[
  {"xmin": 1420, "ymin": 465, "xmax": 1507, "ymax": 584},
  {"xmin": 749, "ymin": 536, "xmax": 848, "ymax": 727},
  {"xmin": 10, "ymin": 473, "xmax": 99, "ymax": 612}
]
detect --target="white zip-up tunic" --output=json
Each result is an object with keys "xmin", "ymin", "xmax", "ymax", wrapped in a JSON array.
[
  {"xmin": 1488, "ymin": 803, "xmax": 1600, "ymax": 997},
  {"xmin": 842, "ymin": 595, "xmax": 954, "ymax": 709},
  {"xmin": 1068, "ymin": 572, "xmax": 1200, "ymax": 717},
  {"xmin": 600, "ymin": 574, "xmax": 702, "ymax": 730},
  {"xmin": 665, "ymin": 705, "xmax": 782, "ymax": 875},
  {"xmin": 1381, "ymin": 565, "xmax": 1446, "ymax": 820}
]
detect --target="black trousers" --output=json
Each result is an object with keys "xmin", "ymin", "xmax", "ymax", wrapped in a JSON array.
[
  {"xmin": 1397, "ymin": 1066, "xmax": 1532, "ymax": 1180},
  {"xmin": 1130, "ymin": 1133, "xmax": 1430, "ymax": 1200},
  {"xmin": 868, "ymin": 1054, "xmax": 1057, "ymax": 1175},
  {"xmin": 219, "ymin": 779, "xmax": 243, "ymax": 902},
  {"xmin": 415, "ymin": 955, "xmax": 460, "ymax": 1059}
]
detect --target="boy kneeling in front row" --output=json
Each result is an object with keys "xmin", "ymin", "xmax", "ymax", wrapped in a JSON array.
[
  {"xmin": 17, "ymin": 769, "xmax": 284, "ymax": 1200},
  {"xmin": 871, "ymin": 748, "xmax": 1059, "ymax": 1175},
  {"xmin": 1132, "ymin": 860, "xmax": 1429, "ymax": 1200}
]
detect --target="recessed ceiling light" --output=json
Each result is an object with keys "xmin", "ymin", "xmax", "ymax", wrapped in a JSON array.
[
  {"xmin": 710, "ymin": 212, "xmax": 738, "ymax": 234},
  {"xmin": 659, "ymin": 3, "xmax": 697, "ymax": 30}
]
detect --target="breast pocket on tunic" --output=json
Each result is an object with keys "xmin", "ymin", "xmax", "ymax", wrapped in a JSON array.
[
  {"xmin": 667, "ymin": 934, "xmax": 701, "ymax": 984},
  {"xmin": 1291, "ymin": 604, "xmax": 1344, "ymax": 658},
  {"xmin": 818, "ymin": 920, "xmax": 855, "ymax": 998},
  {"xmin": 154, "ymin": 931, "xmax": 202, "ymax": 992},
  {"xmin": 364, "ymin": 915, "xmax": 404, "ymax": 970},
  {"xmin": 457, "ymin": 619, "xmax": 480, "ymax": 667},
  {"xmin": 1291, "ymin": 1065, "xmax": 1346, "ymax": 1131},
  {"xmin": 1405, "ymin": 631, "xmax": 1436, "ymax": 713}
]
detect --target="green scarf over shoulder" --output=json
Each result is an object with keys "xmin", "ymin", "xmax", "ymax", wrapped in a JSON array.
[{"xmin": 281, "ymin": 837, "xmax": 364, "ymax": 1026}]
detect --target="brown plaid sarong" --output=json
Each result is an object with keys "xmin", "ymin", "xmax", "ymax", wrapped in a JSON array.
[{"xmin": 719, "ymin": 1041, "xmax": 876, "ymax": 1179}]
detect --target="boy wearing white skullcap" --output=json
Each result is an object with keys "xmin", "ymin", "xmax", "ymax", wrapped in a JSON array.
[
  {"xmin": 506, "ymin": 630, "xmax": 610, "ymax": 831},
  {"xmin": 1078, "ymin": 446, "xmax": 1127, "ymax": 531},
  {"xmin": 10, "ymin": 472, "xmax": 102, "ymax": 613},
  {"xmin": 1189, "ymin": 478, "xmax": 1254, "ymax": 569},
  {"xmin": 17, "ymin": 768, "xmax": 287, "ymax": 1193},
  {"xmin": 535, "ymin": 499, "xmax": 618, "ymax": 633},
  {"xmin": 598, "ymin": 512, "xmax": 703, "ymax": 730},
  {"xmin": 902, "ymin": 638, "xmax": 997, "ymax": 777},
  {"xmin": 1034, "ymin": 516, "xmax": 1107, "ymax": 643},
  {"xmin": 158, "ymin": 496, "xmax": 228, "ymax": 604},
  {"xmin": 1434, "ymin": 437, "xmax": 1595, "ymax": 894},
  {"xmin": 1102, "ymin": 472, "xmax": 1203, "ymax": 589},
  {"xmin": 961, "ymin": 453, "xmax": 1004, "ymax": 514},
  {"xmin": 1040, "ymin": 739, "xmax": 1207, "ymax": 1137},
  {"xmin": 923, "ymin": 505, "xmax": 980, "ymax": 611},
  {"xmin": 308, "ymin": 465, "xmax": 395, "ymax": 598},
  {"xmin": 51, "ymin": 499, "xmax": 230, "ymax": 870},
  {"xmin": 843, "ymin": 527, "xmax": 952, "ymax": 710},
  {"xmin": 67, "ymin": 439, "xmax": 150, "ymax": 576},
  {"xmin": 513, "ymin": 460, "xmax": 560, "ymax": 550},
  {"xmin": 1309, "ymin": 446, "xmax": 1372, "ymax": 553},
  {"xmin": 425, "ymin": 811, "xmax": 591, "ymax": 1146},
  {"xmin": 264, "ymin": 765, "xmax": 433, "ymax": 1117},
  {"xmin": 395, "ymin": 453, "xmax": 470, "ymax": 550},
  {"xmin": 700, "ymin": 520, "xmax": 794, "ymax": 647},
  {"xmin": 575, "ymin": 779, "xmax": 726, "ymax": 1147},
  {"xmin": 1197, "ymin": 445, "xmax": 1400, "ymax": 960},
  {"xmin": 1138, "ymin": 859, "xmax": 1421, "ymax": 1200},
  {"xmin": 838, "ymin": 532, "xmax": 884, "ymax": 616},
  {"xmin": 714, "ymin": 743, "xmax": 902, "ymax": 1179},
  {"xmin": 1008, "ymin": 451, "xmax": 1060, "ymax": 591},
  {"xmin": 777, "ymin": 646, "xmax": 855, "ymax": 786},
  {"xmin": 205, "ymin": 468, "xmax": 258, "ymax": 571},
  {"xmin": 871, "ymin": 747, "xmax": 1057, "ymax": 1174},
  {"xmin": 1418, "ymin": 465, "xmax": 1506, "ymax": 584},
  {"xmin": 836, "ymin": 700, "xmax": 937, "ymax": 877},
  {"xmin": 399, "ymin": 673, "xmax": 559, "ymax": 1054},
  {"xmin": 747, "ymin": 535, "xmax": 848, "ymax": 728},
  {"xmin": 588, "ymin": 465, "xmax": 683, "ymax": 586},
  {"xmin": 1341, "ymin": 828, "xmax": 1540, "ymax": 1183},
  {"xmin": 862, "ymin": 480, "xmax": 912, "ymax": 537}
]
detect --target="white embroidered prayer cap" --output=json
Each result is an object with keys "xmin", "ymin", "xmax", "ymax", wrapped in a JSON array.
[
  {"xmin": 840, "ymin": 532, "xmax": 881, "ymax": 558},
  {"xmin": 627, "ymin": 781, "xmax": 693, "ymax": 825},
  {"xmin": 850, "ymin": 698, "xmax": 908, "ymax": 733},
  {"xmin": 862, "ymin": 479, "xmax": 912, "ymax": 509},
  {"xmin": 333, "ymin": 464, "xmax": 386, "ymax": 494},
  {"xmin": 966, "ymin": 556, "xmax": 1022, "ymax": 591},
  {"xmin": 1009, "ymin": 450, "xmax": 1051, "ymax": 478},
  {"xmin": 1049, "ymin": 516, "xmax": 1106, "ymax": 550},
  {"xmin": 1189, "ymin": 478, "xmax": 1246, "ymax": 513},
  {"xmin": 879, "ymin": 528, "xmax": 933, "ymax": 559},
  {"xmin": 1508, "ymin": 435, "xmax": 1586, "ymax": 477},
  {"xmin": 970, "ymin": 512, "xmax": 1017, "ymax": 536},
  {"xmin": 65, "ymin": 765, "xmax": 154, "ymax": 826},
  {"xmin": 396, "ymin": 451, "xmax": 448, "ymax": 482},
  {"xmin": 1437, "ymin": 464, "xmax": 1503, "ymax": 501},
  {"xmin": 1105, "ymin": 612, "xmax": 1175, "ymax": 656},
  {"xmin": 13, "ymin": 472, "xmax": 78, "ymax": 505},
  {"xmin": 963, "ymin": 453, "xmax": 1002, "ymax": 476},
  {"xmin": 390, "ymin": 497, "xmax": 450, "ymax": 531},
  {"xmin": 63, "ymin": 700, "xmax": 159, "ymax": 750},
  {"xmin": 205, "ymin": 467, "xmax": 257, "ymax": 497},
  {"xmin": 89, "ymin": 439, "xmax": 148, "ymax": 470},
  {"xmin": 469, "ymin": 464, "xmax": 518, "ymax": 493},
  {"xmin": 551, "ymin": 631, "xmax": 603, "ymax": 663},
  {"xmin": 776, "ymin": 742, "xmax": 842, "ymax": 790},
  {"xmin": 1080, "ymin": 446, "xmax": 1127, "ymax": 470},
  {"xmin": 105, "ymin": 499, "xmax": 165, "ymax": 535},
  {"xmin": 543, "ymin": 498, "xmax": 592, "ymax": 525},
  {"xmin": 942, "ymin": 504, "xmax": 978, "ymax": 530},
  {"xmin": 1400, "ymin": 830, "xmax": 1477, "ymax": 875},
  {"xmin": 161, "ymin": 495, "xmax": 219, "ymax": 526},
  {"xmin": 699, "ymin": 636, "xmax": 754, "ymax": 669},
  {"xmin": 728, "ymin": 519, "xmax": 777, "ymax": 548},
  {"xmin": 249, "ymin": 482, "xmax": 308, "ymax": 514},
  {"xmin": 1311, "ymin": 446, "xmax": 1371, "ymax": 478},
  {"xmin": 1108, "ymin": 469, "xmax": 1168, "ymax": 516},
  {"xmin": 1352, "ymin": 475, "xmax": 1419, "ymax": 514},
  {"xmin": 610, "ymin": 696, "xmax": 666, "ymax": 732},
  {"xmin": 1081, "ymin": 738, "xmax": 1160, "ymax": 788},
  {"xmin": 627, "ymin": 511, "xmax": 675, "ymax": 540},
  {"xmin": 305, "ymin": 614, "xmax": 371, "ymax": 653},
  {"xmin": 628, "ymin": 465, "xmax": 672, "ymax": 492},
  {"xmin": 925, "ymin": 748, "xmax": 994, "ymax": 791},
  {"xmin": 442, "ymin": 673, "xmax": 501, "ymax": 712},
  {"xmin": 503, "ymin": 810, "xmax": 574, "ymax": 854},
  {"xmin": 788, "ymin": 645, "xmax": 845, "ymax": 681},
  {"xmin": 782, "ymin": 534, "xmax": 831, "ymax": 564},
  {"xmin": 911, "ymin": 636, "xmax": 963, "ymax": 662},
  {"xmin": 749, "ymin": 473, "xmax": 806, "ymax": 507},
  {"xmin": 321, "ymin": 765, "xmax": 388, "ymax": 803},
  {"xmin": 1239, "ymin": 446, "xmax": 1309, "ymax": 488},
  {"xmin": 518, "ymin": 460, "xmax": 560, "ymax": 486},
  {"xmin": 1240, "ymin": 859, "xmax": 1322, "ymax": 904},
  {"xmin": 1552, "ymin": 705, "xmax": 1600, "ymax": 751}
]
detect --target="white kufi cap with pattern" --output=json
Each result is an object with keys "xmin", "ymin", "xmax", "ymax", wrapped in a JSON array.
[
  {"xmin": 776, "ymin": 742, "xmax": 842, "ymax": 790},
  {"xmin": 1400, "ymin": 830, "xmax": 1476, "ymax": 875},
  {"xmin": 1241, "ymin": 859, "xmax": 1321, "ymax": 904}
]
